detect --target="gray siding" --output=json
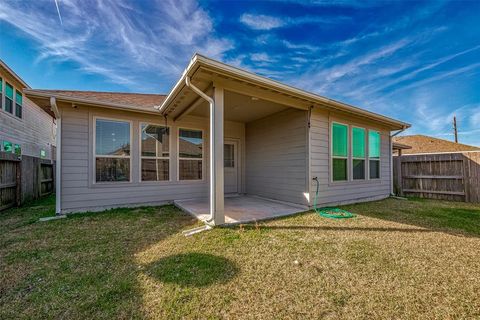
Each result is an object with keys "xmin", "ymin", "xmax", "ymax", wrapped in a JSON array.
[
  {"xmin": 309, "ymin": 108, "xmax": 392, "ymax": 206},
  {"xmin": 245, "ymin": 108, "xmax": 309, "ymax": 206},
  {"xmin": 60, "ymin": 104, "xmax": 245, "ymax": 213},
  {"xmin": 0, "ymin": 69, "xmax": 55, "ymax": 159}
]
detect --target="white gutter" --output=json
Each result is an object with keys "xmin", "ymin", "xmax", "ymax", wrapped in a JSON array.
[
  {"xmin": 185, "ymin": 76, "xmax": 216, "ymax": 224},
  {"xmin": 50, "ymin": 97, "xmax": 62, "ymax": 215},
  {"xmin": 390, "ymin": 126, "xmax": 408, "ymax": 196}
]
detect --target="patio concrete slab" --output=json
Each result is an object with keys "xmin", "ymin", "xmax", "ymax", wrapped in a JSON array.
[{"xmin": 174, "ymin": 195, "xmax": 307, "ymax": 225}]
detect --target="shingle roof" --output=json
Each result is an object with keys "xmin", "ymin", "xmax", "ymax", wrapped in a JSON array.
[
  {"xmin": 393, "ymin": 135, "xmax": 480, "ymax": 154},
  {"xmin": 35, "ymin": 90, "xmax": 167, "ymax": 113}
]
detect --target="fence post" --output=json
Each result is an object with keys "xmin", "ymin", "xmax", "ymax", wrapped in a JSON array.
[
  {"xmin": 393, "ymin": 156, "xmax": 403, "ymax": 196},
  {"xmin": 15, "ymin": 161, "xmax": 21, "ymax": 207}
]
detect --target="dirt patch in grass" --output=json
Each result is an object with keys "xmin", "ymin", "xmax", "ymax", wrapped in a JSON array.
[{"xmin": 1, "ymin": 196, "xmax": 479, "ymax": 319}]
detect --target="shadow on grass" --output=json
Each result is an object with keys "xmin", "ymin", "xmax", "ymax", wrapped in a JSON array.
[
  {"xmin": 236, "ymin": 224, "xmax": 436, "ymax": 233},
  {"xmin": 147, "ymin": 253, "xmax": 238, "ymax": 287},
  {"xmin": 0, "ymin": 198, "xmax": 201, "ymax": 319}
]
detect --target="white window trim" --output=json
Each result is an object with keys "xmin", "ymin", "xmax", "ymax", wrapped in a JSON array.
[
  {"xmin": 139, "ymin": 122, "xmax": 172, "ymax": 182},
  {"xmin": 351, "ymin": 126, "xmax": 366, "ymax": 180},
  {"xmin": 177, "ymin": 127, "xmax": 204, "ymax": 181},
  {"xmin": 0, "ymin": 77, "xmax": 3, "ymax": 112},
  {"xmin": 368, "ymin": 129, "xmax": 381, "ymax": 180},
  {"xmin": 330, "ymin": 121, "xmax": 349, "ymax": 183},
  {"xmin": 93, "ymin": 116, "xmax": 133, "ymax": 184}
]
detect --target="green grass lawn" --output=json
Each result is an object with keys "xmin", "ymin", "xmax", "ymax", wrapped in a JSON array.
[{"xmin": 1, "ymin": 196, "xmax": 479, "ymax": 319}]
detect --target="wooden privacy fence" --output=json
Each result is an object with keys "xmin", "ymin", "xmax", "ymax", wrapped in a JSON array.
[
  {"xmin": 0, "ymin": 152, "xmax": 55, "ymax": 211},
  {"xmin": 0, "ymin": 155, "xmax": 21, "ymax": 211},
  {"xmin": 393, "ymin": 151, "xmax": 480, "ymax": 203}
]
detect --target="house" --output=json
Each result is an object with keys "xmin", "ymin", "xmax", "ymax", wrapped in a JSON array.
[
  {"xmin": 0, "ymin": 60, "xmax": 56, "ymax": 160},
  {"xmin": 393, "ymin": 135, "xmax": 480, "ymax": 155},
  {"xmin": 25, "ymin": 54, "xmax": 410, "ymax": 225}
]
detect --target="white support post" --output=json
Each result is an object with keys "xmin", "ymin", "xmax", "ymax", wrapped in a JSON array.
[{"xmin": 211, "ymin": 86, "xmax": 225, "ymax": 225}]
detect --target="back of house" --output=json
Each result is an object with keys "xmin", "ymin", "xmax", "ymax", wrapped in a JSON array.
[{"xmin": 25, "ymin": 54, "xmax": 409, "ymax": 224}]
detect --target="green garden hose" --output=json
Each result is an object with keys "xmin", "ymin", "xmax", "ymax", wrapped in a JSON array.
[{"xmin": 313, "ymin": 177, "xmax": 355, "ymax": 219}]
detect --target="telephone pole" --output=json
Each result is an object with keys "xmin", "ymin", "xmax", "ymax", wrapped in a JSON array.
[{"xmin": 453, "ymin": 116, "xmax": 458, "ymax": 143}]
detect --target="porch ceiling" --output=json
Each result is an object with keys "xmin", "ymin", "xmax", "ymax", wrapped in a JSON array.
[{"xmin": 189, "ymin": 90, "xmax": 290, "ymax": 123}]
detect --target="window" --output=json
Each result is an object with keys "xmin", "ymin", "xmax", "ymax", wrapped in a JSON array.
[
  {"xmin": 40, "ymin": 149, "xmax": 46, "ymax": 158},
  {"xmin": 332, "ymin": 123, "xmax": 348, "ymax": 181},
  {"xmin": 224, "ymin": 144, "xmax": 234, "ymax": 168},
  {"xmin": 352, "ymin": 127, "xmax": 366, "ymax": 180},
  {"xmin": 15, "ymin": 90, "xmax": 22, "ymax": 118},
  {"xmin": 140, "ymin": 124, "xmax": 169, "ymax": 181},
  {"xmin": 95, "ymin": 119, "xmax": 131, "ymax": 182},
  {"xmin": 3, "ymin": 141, "xmax": 13, "ymax": 153},
  {"xmin": 14, "ymin": 144, "xmax": 21, "ymax": 156},
  {"xmin": 178, "ymin": 129, "xmax": 203, "ymax": 180},
  {"xmin": 369, "ymin": 130, "xmax": 381, "ymax": 179},
  {"xmin": 5, "ymin": 82, "xmax": 13, "ymax": 113}
]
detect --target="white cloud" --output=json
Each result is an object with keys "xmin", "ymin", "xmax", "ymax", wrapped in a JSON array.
[
  {"xmin": 239, "ymin": 13, "xmax": 349, "ymax": 31},
  {"xmin": 239, "ymin": 13, "xmax": 284, "ymax": 30},
  {"xmin": 250, "ymin": 53, "xmax": 275, "ymax": 63},
  {"xmin": 0, "ymin": 0, "xmax": 233, "ymax": 90}
]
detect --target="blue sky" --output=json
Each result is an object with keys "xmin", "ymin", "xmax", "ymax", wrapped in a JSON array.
[{"xmin": 1, "ymin": 0, "xmax": 479, "ymax": 146}]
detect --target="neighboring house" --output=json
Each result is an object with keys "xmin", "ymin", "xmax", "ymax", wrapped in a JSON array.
[
  {"xmin": 0, "ymin": 60, "xmax": 56, "ymax": 159},
  {"xmin": 25, "ymin": 54, "xmax": 410, "ymax": 224},
  {"xmin": 393, "ymin": 135, "xmax": 480, "ymax": 155}
]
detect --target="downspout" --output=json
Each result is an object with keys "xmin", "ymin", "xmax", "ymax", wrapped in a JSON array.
[
  {"xmin": 185, "ymin": 76, "xmax": 216, "ymax": 224},
  {"xmin": 390, "ymin": 126, "xmax": 407, "ymax": 196},
  {"xmin": 50, "ymin": 97, "xmax": 62, "ymax": 215}
]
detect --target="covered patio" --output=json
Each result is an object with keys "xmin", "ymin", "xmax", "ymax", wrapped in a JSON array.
[
  {"xmin": 175, "ymin": 195, "xmax": 306, "ymax": 225},
  {"xmin": 157, "ymin": 55, "xmax": 312, "ymax": 225}
]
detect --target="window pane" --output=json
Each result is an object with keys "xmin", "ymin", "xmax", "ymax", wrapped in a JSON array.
[
  {"xmin": 352, "ymin": 127, "xmax": 365, "ymax": 158},
  {"xmin": 369, "ymin": 160, "xmax": 380, "ymax": 179},
  {"xmin": 369, "ymin": 131, "xmax": 381, "ymax": 158},
  {"xmin": 96, "ymin": 158, "xmax": 130, "ymax": 182},
  {"xmin": 333, "ymin": 158, "xmax": 347, "ymax": 181},
  {"xmin": 96, "ymin": 119, "xmax": 130, "ymax": 156},
  {"xmin": 15, "ymin": 90, "xmax": 22, "ymax": 105},
  {"xmin": 353, "ymin": 159, "xmax": 365, "ymax": 180},
  {"xmin": 141, "ymin": 124, "xmax": 169, "ymax": 157},
  {"xmin": 224, "ymin": 144, "xmax": 234, "ymax": 168},
  {"xmin": 332, "ymin": 123, "xmax": 348, "ymax": 157},
  {"xmin": 0, "ymin": 77, "xmax": 3, "ymax": 91},
  {"xmin": 14, "ymin": 144, "xmax": 21, "ymax": 155},
  {"xmin": 179, "ymin": 160, "xmax": 202, "ymax": 180},
  {"xmin": 142, "ymin": 159, "xmax": 169, "ymax": 181},
  {"xmin": 15, "ymin": 104, "xmax": 22, "ymax": 118},
  {"xmin": 5, "ymin": 83, "xmax": 13, "ymax": 99},
  {"xmin": 179, "ymin": 129, "xmax": 203, "ymax": 158},
  {"xmin": 5, "ymin": 97, "xmax": 13, "ymax": 113},
  {"xmin": 3, "ymin": 141, "xmax": 13, "ymax": 153}
]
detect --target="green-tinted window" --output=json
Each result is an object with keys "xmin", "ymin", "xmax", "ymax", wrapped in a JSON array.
[
  {"xmin": 14, "ymin": 144, "xmax": 21, "ymax": 155},
  {"xmin": 332, "ymin": 123, "xmax": 348, "ymax": 157},
  {"xmin": 5, "ymin": 83, "xmax": 13, "ymax": 99},
  {"xmin": 40, "ymin": 149, "xmax": 46, "ymax": 158},
  {"xmin": 333, "ymin": 158, "xmax": 347, "ymax": 181},
  {"xmin": 0, "ymin": 77, "xmax": 3, "ymax": 91},
  {"xmin": 3, "ymin": 141, "xmax": 13, "ymax": 153},
  {"xmin": 15, "ymin": 90, "xmax": 22, "ymax": 105},
  {"xmin": 352, "ymin": 127, "xmax": 365, "ymax": 158},
  {"xmin": 369, "ymin": 131, "xmax": 381, "ymax": 158}
]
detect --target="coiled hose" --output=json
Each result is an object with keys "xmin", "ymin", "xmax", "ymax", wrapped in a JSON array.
[{"xmin": 313, "ymin": 177, "xmax": 355, "ymax": 219}]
